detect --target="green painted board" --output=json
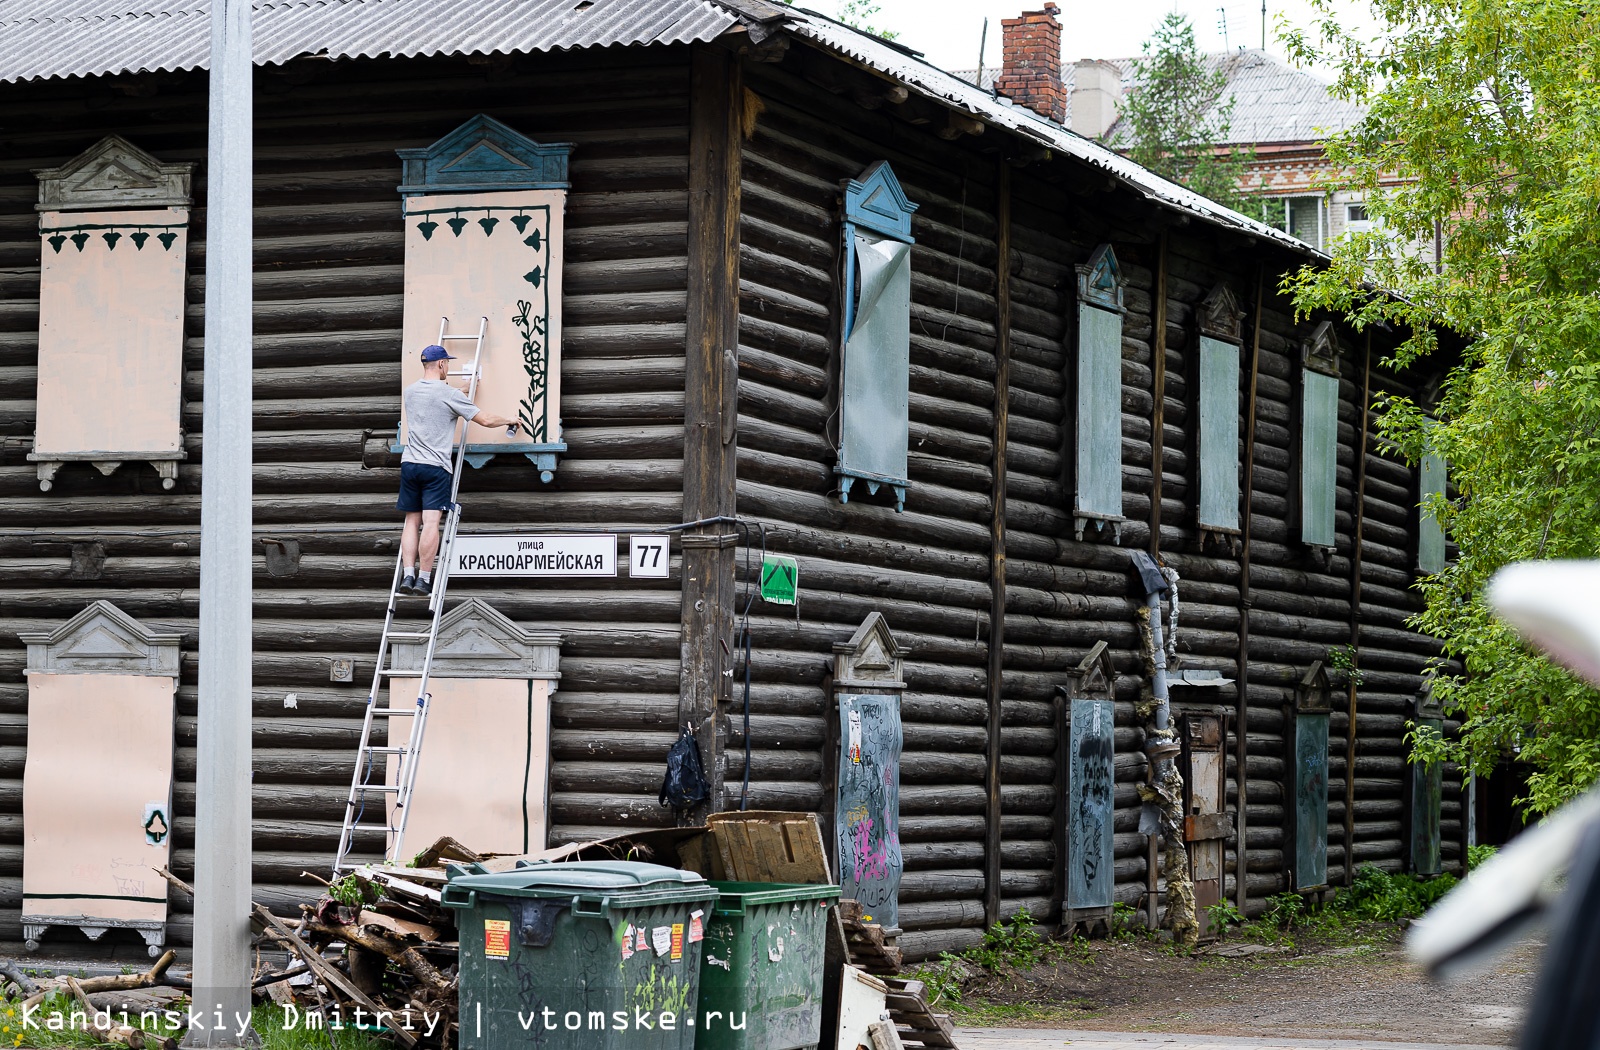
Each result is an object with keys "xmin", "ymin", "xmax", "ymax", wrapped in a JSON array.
[
  {"xmin": 1301, "ymin": 370, "xmax": 1339, "ymax": 547},
  {"xmin": 1409, "ymin": 717, "xmax": 1443, "ymax": 875},
  {"xmin": 1198, "ymin": 336, "xmax": 1241, "ymax": 531},
  {"xmin": 1066, "ymin": 697, "xmax": 1115, "ymax": 911},
  {"xmin": 1076, "ymin": 303, "xmax": 1123, "ymax": 520},
  {"xmin": 1418, "ymin": 451, "xmax": 1447, "ymax": 573},
  {"xmin": 1294, "ymin": 712, "xmax": 1329, "ymax": 889}
]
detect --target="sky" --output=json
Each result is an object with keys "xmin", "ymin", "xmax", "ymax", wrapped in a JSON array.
[{"xmin": 795, "ymin": 0, "xmax": 1380, "ymax": 79}]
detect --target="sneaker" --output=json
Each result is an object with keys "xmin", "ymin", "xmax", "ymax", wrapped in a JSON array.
[
  {"xmin": 398, "ymin": 574, "xmax": 419, "ymax": 596},
  {"xmin": 414, "ymin": 575, "xmax": 434, "ymax": 598}
]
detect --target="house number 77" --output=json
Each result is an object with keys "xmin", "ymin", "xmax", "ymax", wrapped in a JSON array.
[{"xmin": 629, "ymin": 536, "xmax": 669, "ymax": 579}]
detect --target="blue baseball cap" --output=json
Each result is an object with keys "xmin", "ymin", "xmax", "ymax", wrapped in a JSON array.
[{"xmin": 420, "ymin": 344, "xmax": 455, "ymax": 362}]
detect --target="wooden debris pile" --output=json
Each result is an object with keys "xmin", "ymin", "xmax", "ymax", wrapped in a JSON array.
[
  {"xmin": 835, "ymin": 899, "xmax": 955, "ymax": 1050},
  {"xmin": 161, "ymin": 863, "xmax": 463, "ymax": 1049},
  {"xmin": 0, "ymin": 951, "xmax": 182, "ymax": 1050},
  {"xmin": 838, "ymin": 898, "xmax": 904, "ymax": 975}
]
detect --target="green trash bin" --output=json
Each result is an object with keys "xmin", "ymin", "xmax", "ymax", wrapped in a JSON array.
[
  {"xmin": 696, "ymin": 882, "xmax": 841, "ymax": 1050},
  {"xmin": 443, "ymin": 861, "xmax": 719, "ymax": 1050}
]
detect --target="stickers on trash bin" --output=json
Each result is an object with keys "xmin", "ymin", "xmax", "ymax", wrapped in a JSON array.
[
  {"xmin": 636, "ymin": 926, "xmax": 648, "ymax": 953},
  {"xmin": 652, "ymin": 925, "xmax": 672, "ymax": 956},
  {"xmin": 620, "ymin": 924, "xmax": 635, "ymax": 961},
  {"xmin": 670, "ymin": 923, "xmax": 684, "ymax": 961},
  {"xmin": 484, "ymin": 919, "xmax": 511, "ymax": 960},
  {"xmin": 688, "ymin": 910, "xmax": 704, "ymax": 943}
]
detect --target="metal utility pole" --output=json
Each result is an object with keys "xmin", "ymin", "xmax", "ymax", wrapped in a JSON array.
[{"xmin": 186, "ymin": 0, "xmax": 254, "ymax": 1044}]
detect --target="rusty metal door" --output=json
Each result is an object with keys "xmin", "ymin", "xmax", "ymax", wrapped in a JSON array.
[{"xmin": 1182, "ymin": 711, "xmax": 1230, "ymax": 939}]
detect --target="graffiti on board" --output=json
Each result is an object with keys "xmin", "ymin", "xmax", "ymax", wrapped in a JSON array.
[
  {"xmin": 836, "ymin": 693, "xmax": 903, "ymax": 928},
  {"xmin": 1067, "ymin": 697, "xmax": 1115, "ymax": 911}
]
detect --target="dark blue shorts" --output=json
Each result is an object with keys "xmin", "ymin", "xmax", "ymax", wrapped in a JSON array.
[{"xmin": 397, "ymin": 462, "xmax": 454, "ymax": 513}]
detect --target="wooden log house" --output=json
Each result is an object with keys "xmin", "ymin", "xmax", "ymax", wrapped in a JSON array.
[{"xmin": 0, "ymin": 0, "xmax": 1462, "ymax": 961}]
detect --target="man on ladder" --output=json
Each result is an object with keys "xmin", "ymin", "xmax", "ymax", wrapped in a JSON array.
[{"xmin": 397, "ymin": 342, "xmax": 516, "ymax": 597}]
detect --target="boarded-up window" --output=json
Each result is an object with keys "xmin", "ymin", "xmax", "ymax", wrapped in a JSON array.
[
  {"xmin": 1408, "ymin": 681, "xmax": 1444, "ymax": 876},
  {"xmin": 31, "ymin": 137, "xmax": 192, "ymax": 492},
  {"xmin": 1293, "ymin": 662, "xmax": 1331, "ymax": 891},
  {"xmin": 18, "ymin": 601, "xmax": 181, "ymax": 956},
  {"xmin": 381, "ymin": 600, "xmax": 559, "ymax": 860},
  {"xmin": 1417, "ymin": 451, "xmax": 1448, "ymax": 573},
  {"xmin": 1074, "ymin": 245, "xmax": 1125, "ymax": 540},
  {"xmin": 1196, "ymin": 285, "xmax": 1245, "ymax": 533},
  {"xmin": 397, "ymin": 115, "xmax": 572, "ymax": 481},
  {"xmin": 1300, "ymin": 322, "xmax": 1342, "ymax": 548},
  {"xmin": 837, "ymin": 162, "xmax": 918, "ymax": 513}
]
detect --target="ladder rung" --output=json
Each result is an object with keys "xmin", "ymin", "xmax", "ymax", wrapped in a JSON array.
[
  {"xmin": 439, "ymin": 333, "xmax": 481, "ymax": 340},
  {"xmin": 352, "ymin": 784, "xmax": 401, "ymax": 794},
  {"xmin": 363, "ymin": 746, "xmax": 408, "ymax": 755},
  {"xmin": 385, "ymin": 631, "xmax": 433, "ymax": 641},
  {"xmin": 370, "ymin": 706, "xmax": 420, "ymax": 716}
]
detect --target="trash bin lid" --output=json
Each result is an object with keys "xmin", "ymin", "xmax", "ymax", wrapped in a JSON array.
[{"xmin": 443, "ymin": 860, "xmax": 714, "ymax": 906}]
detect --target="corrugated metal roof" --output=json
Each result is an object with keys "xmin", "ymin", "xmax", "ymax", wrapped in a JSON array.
[
  {"xmin": 0, "ymin": 0, "xmax": 737, "ymax": 84},
  {"xmin": 772, "ymin": 7, "xmax": 1319, "ymax": 258}
]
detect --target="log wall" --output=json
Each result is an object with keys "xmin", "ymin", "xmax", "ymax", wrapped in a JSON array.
[
  {"xmin": 0, "ymin": 36, "xmax": 1461, "ymax": 961},
  {"xmin": 0, "ymin": 47, "xmax": 699, "ymax": 949}
]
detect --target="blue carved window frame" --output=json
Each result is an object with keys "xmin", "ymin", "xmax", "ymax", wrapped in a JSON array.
[
  {"xmin": 836, "ymin": 161, "xmax": 918, "ymax": 513},
  {"xmin": 1073, "ymin": 244, "xmax": 1126, "ymax": 541},
  {"xmin": 393, "ymin": 114, "xmax": 574, "ymax": 480}
]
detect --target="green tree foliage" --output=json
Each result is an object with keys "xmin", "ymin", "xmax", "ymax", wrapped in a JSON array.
[
  {"xmin": 1281, "ymin": 0, "xmax": 1600, "ymax": 813},
  {"xmin": 779, "ymin": 0, "xmax": 897, "ymax": 41},
  {"xmin": 1120, "ymin": 13, "xmax": 1256, "ymax": 209}
]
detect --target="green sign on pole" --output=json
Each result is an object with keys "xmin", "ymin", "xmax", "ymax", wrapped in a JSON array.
[{"xmin": 760, "ymin": 554, "xmax": 798, "ymax": 605}]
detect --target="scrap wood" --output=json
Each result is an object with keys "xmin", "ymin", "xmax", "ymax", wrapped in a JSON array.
[
  {"xmin": 21, "ymin": 949, "xmax": 177, "ymax": 1010},
  {"xmin": 882, "ymin": 978, "xmax": 957, "ymax": 1050},
  {"xmin": 64, "ymin": 976, "xmax": 177, "ymax": 1050},
  {"xmin": 155, "ymin": 866, "xmax": 422, "ymax": 1050},
  {"xmin": 305, "ymin": 920, "xmax": 454, "ymax": 996},
  {"xmin": 411, "ymin": 836, "xmax": 483, "ymax": 869},
  {"xmin": 357, "ymin": 908, "xmax": 439, "ymax": 941}
]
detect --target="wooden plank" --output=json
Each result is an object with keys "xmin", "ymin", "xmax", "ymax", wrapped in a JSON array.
[
  {"xmin": 1236, "ymin": 263, "xmax": 1264, "ymax": 913},
  {"xmin": 783, "ymin": 818, "xmax": 832, "ymax": 882},
  {"xmin": 678, "ymin": 43, "xmax": 743, "ymax": 822},
  {"xmin": 983, "ymin": 158, "xmax": 1011, "ymax": 929},
  {"xmin": 746, "ymin": 820, "xmax": 795, "ymax": 879}
]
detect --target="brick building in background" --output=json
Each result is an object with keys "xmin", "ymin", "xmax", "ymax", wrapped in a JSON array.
[{"xmin": 965, "ymin": 7, "xmax": 1388, "ymax": 253}]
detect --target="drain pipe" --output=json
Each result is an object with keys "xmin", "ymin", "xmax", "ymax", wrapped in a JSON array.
[{"xmin": 1130, "ymin": 550, "xmax": 1198, "ymax": 948}]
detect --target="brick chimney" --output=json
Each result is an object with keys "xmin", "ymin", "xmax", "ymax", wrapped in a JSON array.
[
  {"xmin": 1070, "ymin": 59, "xmax": 1123, "ymax": 139},
  {"xmin": 995, "ymin": 6, "xmax": 1064, "ymax": 125}
]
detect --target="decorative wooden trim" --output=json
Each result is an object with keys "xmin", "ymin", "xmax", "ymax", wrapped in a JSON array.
[
  {"xmin": 1295, "ymin": 659, "xmax": 1331, "ymax": 713},
  {"xmin": 832, "ymin": 611, "xmax": 907, "ymax": 690},
  {"xmin": 388, "ymin": 599, "xmax": 560, "ymax": 680},
  {"xmin": 1197, "ymin": 284, "xmax": 1244, "ymax": 344},
  {"xmin": 34, "ymin": 136, "xmax": 192, "ymax": 212},
  {"xmin": 1301, "ymin": 319, "xmax": 1341, "ymax": 377},
  {"xmin": 20, "ymin": 600, "xmax": 181, "ymax": 677},
  {"xmin": 397, "ymin": 114, "xmax": 573, "ymax": 196},
  {"xmin": 1062, "ymin": 639, "xmax": 1116, "ymax": 701},
  {"xmin": 1075, "ymin": 243, "xmax": 1124, "ymax": 314},
  {"xmin": 842, "ymin": 160, "xmax": 917, "ymax": 243}
]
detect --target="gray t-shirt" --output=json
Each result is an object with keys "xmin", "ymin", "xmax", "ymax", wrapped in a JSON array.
[{"xmin": 402, "ymin": 378, "xmax": 480, "ymax": 471}]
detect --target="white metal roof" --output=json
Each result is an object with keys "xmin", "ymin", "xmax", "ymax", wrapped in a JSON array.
[
  {"xmin": 0, "ymin": 0, "xmax": 737, "ymax": 84},
  {"xmin": 773, "ymin": 7, "xmax": 1319, "ymax": 257}
]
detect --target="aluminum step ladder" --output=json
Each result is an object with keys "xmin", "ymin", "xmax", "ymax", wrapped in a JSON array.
[{"xmin": 334, "ymin": 316, "xmax": 487, "ymax": 871}]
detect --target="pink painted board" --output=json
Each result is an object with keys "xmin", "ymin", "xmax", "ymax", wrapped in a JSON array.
[
  {"xmin": 400, "ymin": 190, "xmax": 566, "ymax": 448},
  {"xmin": 22, "ymin": 673, "xmax": 174, "ymax": 923},
  {"xmin": 34, "ymin": 208, "xmax": 188, "ymax": 458},
  {"xmin": 387, "ymin": 677, "xmax": 552, "ymax": 857}
]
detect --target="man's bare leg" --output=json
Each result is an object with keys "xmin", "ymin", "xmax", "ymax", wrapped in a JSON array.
[
  {"xmin": 400, "ymin": 512, "xmax": 422, "ymax": 574},
  {"xmin": 418, "ymin": 510, "xmax": 445, "ymax": 575}
]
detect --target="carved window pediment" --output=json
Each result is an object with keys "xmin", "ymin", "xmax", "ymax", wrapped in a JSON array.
[
  {"xmin": 1198, "ymin": 284, "xmax": 1244, "ymax": 344},
  {"xmin": 34, "ymin": 135, "xmax": 192, "ymax": 212}
]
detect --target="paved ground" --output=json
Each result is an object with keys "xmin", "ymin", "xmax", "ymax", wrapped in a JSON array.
[{"xmin": 955, "ymin": 1030, "xmax": 1508, "ymax": 1050}]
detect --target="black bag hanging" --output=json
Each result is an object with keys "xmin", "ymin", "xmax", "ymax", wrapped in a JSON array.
[{"xmin": 659, "ymin": 724, "xmax": 710, "ymax": 810}]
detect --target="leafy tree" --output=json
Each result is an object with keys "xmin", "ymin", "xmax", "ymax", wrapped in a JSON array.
[
  {"xmin": 1281, "ymin": 0, "xmax": 1600, "ymax": 813},
  {"xmin": 1118, "ymin": 13, "xmax": 1256, "ymax": 210},
  {"xmin": 779, "ymin": 0, "xmax": 898, "ymax": 41}
]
